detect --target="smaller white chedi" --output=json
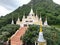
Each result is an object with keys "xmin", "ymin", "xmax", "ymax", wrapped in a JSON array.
[
  {"xmin": 11, "ymin": 19, "xmax": 14, "ymax": 24},
  {"xmin": 44, "ymin": 17, "xmax": 48, "ymax": 26},
  {"xmin": 16, "ymin": 17, "xmax": 21, "ymax": 25}
]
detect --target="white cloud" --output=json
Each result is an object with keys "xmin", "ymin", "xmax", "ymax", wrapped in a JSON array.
[
  {"xmin": 20, "ymin": 0, "xmax": 31, "ymax": 6},
  {"xmin": 53, "ymin": 0, "xmax": 60, "ymax": 5},
  {"xmin": 0, "ymin": 0, "xmax": 31, "ymax": 16},
  {"xmin": 0, "ymin": 6, "xmax": 11, "ymax": 16},
  {"xmin": 0, "ymin": 0, "xmax": 21, "ymax": 10}
]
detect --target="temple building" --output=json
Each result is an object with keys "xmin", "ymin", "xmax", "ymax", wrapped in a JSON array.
[
  {"xmin": 11, "ymin": 7, "xmax": 49, "ymax": 27},
  {"xmin": 15, "ymin": 8, "xmax": 48, "ymax": 27},
  {"xmin": 10, "ymin": 7, "xmax": 47, "ymax": 45}
]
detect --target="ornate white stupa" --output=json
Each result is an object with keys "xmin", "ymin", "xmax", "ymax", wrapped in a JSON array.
[{"xmin": 38, "ymin": 16, "xmax": 47, "ymax": 45}]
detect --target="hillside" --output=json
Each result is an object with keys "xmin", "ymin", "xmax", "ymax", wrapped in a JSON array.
[
  {"xmin": 0, "ymin": 0, "xmax": 60, "ymax": 45},
  {"xmin": 0, "ymin": 0, "xmax": 60, "ymax": 28}
]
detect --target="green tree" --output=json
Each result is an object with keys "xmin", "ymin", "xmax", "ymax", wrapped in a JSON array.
[{"xmin": 22, "ymin": 25, "xmax": 60, "ymax": 45}]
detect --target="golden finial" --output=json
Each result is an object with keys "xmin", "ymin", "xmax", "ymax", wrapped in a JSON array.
[
  {"xmin": 39, "ymin": 12, "xmax": 43, "ymax": 32},
  {"xmin": 40, "ymin": 25, "xmax": 42, "ymax": 32}
]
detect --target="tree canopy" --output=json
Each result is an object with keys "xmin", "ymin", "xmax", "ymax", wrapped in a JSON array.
[
  {"xmin": 21, "ymin": 25, "xmax": 60, "ymax": 45},
  {"xmin": 0, "ymin": 24, "xmax": 20, "ymax": 42}
]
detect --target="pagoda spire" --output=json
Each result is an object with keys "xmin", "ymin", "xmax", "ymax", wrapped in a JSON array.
[
  {"xmin": 44, "ymin": 16, "xmax": 48, "ymax": 26},
  {"xmin": 40, "ymin": 25, "xmax": 42, "ymax": 32},
  {"xmin": 38, "ymin": 21, "xmax": 45, "ymax": 42},
  {"xmin": 22, "ymin": 13, "xmax": 25, "ymax": 19},
  {"xmin": 17, "ymin": 14, "xmax": 20, "ymax": 21},
  {"xmin": 16, "ymin": 14, "xmax": 20, "ymax": 25},
  {"xmin": 39, "ymin": 13, "xmax": 42, "ymax": 32},
  {"xmin": 39, "ymin": 13, "xmax": 42, "ymax": 26},
  {"xmin": 17, "ymin": 14, "xmax": 20, "ymax": 22},
  {"xmin": 38, "ymin": 13, "xmax": 46, "ymax": 43},
  {"xmin": 11, "ymin": 15, "xmax": 14, "ymax": 24},
  {"xmin": 37, "ymin": 13, "xmax": 47, "ymax": 45},
  {"xmin": 11, "ymin": 19, "xmax": 14, "ymax": 24},
  {"xmin": 29, "ymin": 3, "xmax": 34, "ymax": 16},
  {"xmin": 36, "ymin": 10, "xmax": 38, "ymax": 17},
  {"xmin": 35, "ymin": 10, "xmax": 39, "ymax": 21}
]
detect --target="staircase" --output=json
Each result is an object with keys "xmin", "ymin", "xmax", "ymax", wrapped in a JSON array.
[{"xmin": 10, "ymin": 27, "xmax": 28, "ymax": 45}]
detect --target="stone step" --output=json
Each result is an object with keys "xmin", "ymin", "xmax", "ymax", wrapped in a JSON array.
[{"xmin": 10, "ymin": 27, "xmax": 28, "ymax": 45}]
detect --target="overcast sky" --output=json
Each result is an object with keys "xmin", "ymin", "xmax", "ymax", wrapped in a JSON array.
[
  {"xmin": 0, "ymin": 0, "xmax": 31, "ymax": 16},
  {"xmin": 53, "ymin": 0, "xmax": 60, "ymax": 5},
  {"xmin": 0, "ymin": 0, "xmax": 60, "ymax": 16}
]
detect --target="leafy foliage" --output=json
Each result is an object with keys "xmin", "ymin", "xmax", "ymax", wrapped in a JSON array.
[
  {"xmin": 0, "ymin": 24, "xmax": 20, "ymax": 42},
  {"xmin": 22, "ymin": 25, "xmax": 60, "ymax": 45}
]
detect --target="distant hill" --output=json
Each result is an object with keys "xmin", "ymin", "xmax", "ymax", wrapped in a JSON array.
[{"xmin": 0, "ymin": 0, "xmax": 60, "ymax": 28}]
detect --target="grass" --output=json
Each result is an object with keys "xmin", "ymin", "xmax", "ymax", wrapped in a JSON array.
[{"xmin": 51, "ymin": 25, "xmax": 60, "ymax": 28}]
